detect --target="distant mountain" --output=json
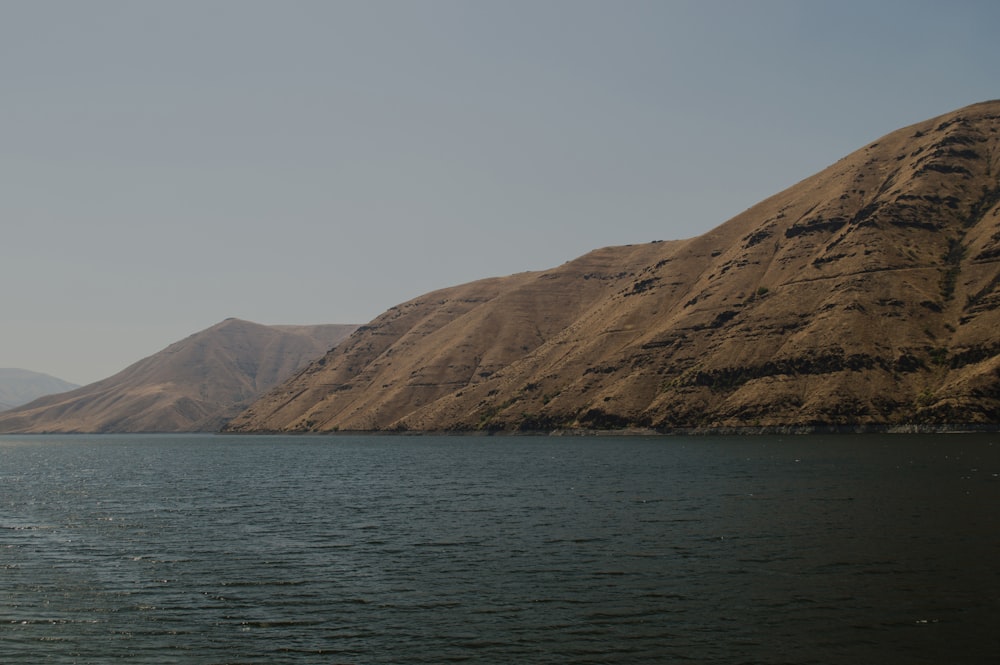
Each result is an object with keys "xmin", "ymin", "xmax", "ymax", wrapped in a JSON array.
[
  {"xmin": 0, "ymin": 369, "xmax": 79, "ymax": 412},
  {"xmin": 227, "ymin": 101, "xmax": 1000, "ymax": 433},
  {"xmin": 0, "ymin": 319, "xmax": 358, "ymax": 433}
]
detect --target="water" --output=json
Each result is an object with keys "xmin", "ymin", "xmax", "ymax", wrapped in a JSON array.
[{"xmin": 1, "ymin": 433, "xmax": 998, "ymax": 664}]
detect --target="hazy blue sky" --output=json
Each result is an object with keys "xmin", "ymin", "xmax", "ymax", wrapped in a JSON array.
[{"xmin": 3, "ymin": 0, "xmax": 998, "ymax": 385}]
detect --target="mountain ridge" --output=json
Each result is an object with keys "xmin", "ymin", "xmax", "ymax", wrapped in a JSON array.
[
  {"xmin": 226, "ymin": 101, "xmax": 1000, "ymax": 433},
  {"xmin": 0, "ymin": 368, "xmax": 80, "ymax": 412},
  {"xmin": 0, "ymin": 318, "xmax": 358, "ymax": 433}
]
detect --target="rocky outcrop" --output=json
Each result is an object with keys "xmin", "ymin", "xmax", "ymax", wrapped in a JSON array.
[
  {"xmin": 226, "ymin": 101, "xmax": 1000, "ymax": 433},
  {"xmin": 0, "ymin": 319, "xmax": 357, "ymax": 432}
]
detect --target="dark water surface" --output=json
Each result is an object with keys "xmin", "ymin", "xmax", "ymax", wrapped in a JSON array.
[{"xmin": 2, "ymin": 433, "xmax": 998, "ymax": 664}]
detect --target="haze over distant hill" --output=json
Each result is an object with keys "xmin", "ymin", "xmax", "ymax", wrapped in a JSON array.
[
  {"xmin": 0, "ymin": 369, "xmax": 79, "ymax": 412},
  {"xmin": 227, "ymin": 101, "xmax": 1000, "ymax": 433},
  {"xmin": 0, "ymin": 319, "xmax": 357, "ymax": 433}
]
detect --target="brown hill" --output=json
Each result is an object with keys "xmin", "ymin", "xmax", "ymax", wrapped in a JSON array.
[
  {"xmin": 0, "ymin": 319, "xmax": 357, "ymax": 433},
  {"xmin": 226, "ymin": 101, "xmax": 1000, "ymax": 433}
]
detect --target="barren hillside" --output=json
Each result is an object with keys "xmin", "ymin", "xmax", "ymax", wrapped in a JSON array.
[
  {"xmin": 0, "ymin": 319, "xmax": 357, "ymax": 432},
  {"xmin": 225, "ymin": 101, "xmax": 1000, "ymax": 432}
]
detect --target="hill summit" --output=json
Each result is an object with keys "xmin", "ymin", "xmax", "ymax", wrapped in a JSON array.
[
  {"xmin": 224, "ymin": 100, "xmax": 997, "ymax": 432},
  {"xmin": 0, "ymin": 319, "xmax": 357, "ymax": 433}
]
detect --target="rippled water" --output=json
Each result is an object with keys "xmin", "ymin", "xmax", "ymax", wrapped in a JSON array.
[{"xmin": 2, "ymin": 433, "xmax": 998, "ymax": 663}]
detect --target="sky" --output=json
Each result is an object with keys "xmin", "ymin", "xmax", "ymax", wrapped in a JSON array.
[{"xmin": 2, "ymin": 0, "xmax": 998, "ymax": 386}]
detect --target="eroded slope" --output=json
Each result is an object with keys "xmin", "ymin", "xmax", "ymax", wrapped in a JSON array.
[{"xmin": 228, "ymin": 101, "xmax": 1000, "ymax": 432}]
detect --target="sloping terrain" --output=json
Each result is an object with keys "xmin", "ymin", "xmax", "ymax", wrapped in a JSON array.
[
  {"xmin": 226, "ymin": 100, "xmax": 1000, "ymax": 432},
  {"xmin": 0, "ymin": 369, "xmax": 79, "ymax": 411},
  {"xmin": 0, "ymin": 319, "xmax": 357, "ymax": 432}
]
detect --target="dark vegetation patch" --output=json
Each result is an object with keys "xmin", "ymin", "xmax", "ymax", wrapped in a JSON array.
[
  {"xmin": 583, "ymin": 364, "xmax": 620, "ymax": 375},
  {"xmin": 813, "ymin": 253, "xmax": 847, "ymax": 266},
  {"xmin": 785, "ymin": 217, "xmax": 848, "ymax": 238},
  {"xmin": 677, "ymin": 349, "xmax": 932, "ymax": 392},
  {"xmin": 851, "ymin": 202, "xmax": 881, "ymax": 227},
  {"xmin": 966, "ymin": 185, "xmax": 1000, "ymax": 228},
  {"xmin": 965, "ymin": 272, "xmax": 1000, "ymax": 313},
  {"xmin": 575, "ymin": 408, "xmax": 649, "ymax": 430},
  {"xmin": 895, "ymin": 193, "xmax": 961, "ymax": 208},
  {"xmin": 940, "ymin": 237, "xmax": 966, "ymax": 301},
  {"xmin": 624, "ymin": 277, "xmax": 661, "ymax": 296},
  {"xmin": 707, "ymin": 310, "xmax": 739, "ymax": 329},
  {"xmin": 916, "ymin": 162, "xmax": 973, "ymax": 178},
  {"xmin": 583, "ymin": 271, "xmax": 632, "ymax": 281},
  {"xmin": 947, "ymin": 343, "xmax": 1000, "ymax": 369},
  {"xmin": 973, "ymin": 241, "xmax": 1000, "ymax": 261},
  {"xmin": 743, "ymin": 228, "xmax": 773, "ymax": 248},
  {"xmin": 516, "ymin": 413, "xmax": 564, "ymax": 432}
]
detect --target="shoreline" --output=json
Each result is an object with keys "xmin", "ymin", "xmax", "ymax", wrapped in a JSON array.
[{"xmin": 217, "ymin": 422, "xmax": 1000, "ymax": 437}]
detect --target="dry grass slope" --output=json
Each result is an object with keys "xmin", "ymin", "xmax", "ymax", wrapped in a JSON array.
[
  {"xmin": 0, "ymin": 319, "xmax": 358, "ymax": 433},
  {"xmin": 224, "ymin": 100, "xmax": 999, "ymax": 432}
]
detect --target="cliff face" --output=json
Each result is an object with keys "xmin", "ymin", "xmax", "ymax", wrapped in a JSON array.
[
  {"xmin": 227, "ymin": 101, "xmax": 1000, "ymax": 433},
  {"xmin": 0, "ymin": 319, "xmax": 358, "ymax": 433}
]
